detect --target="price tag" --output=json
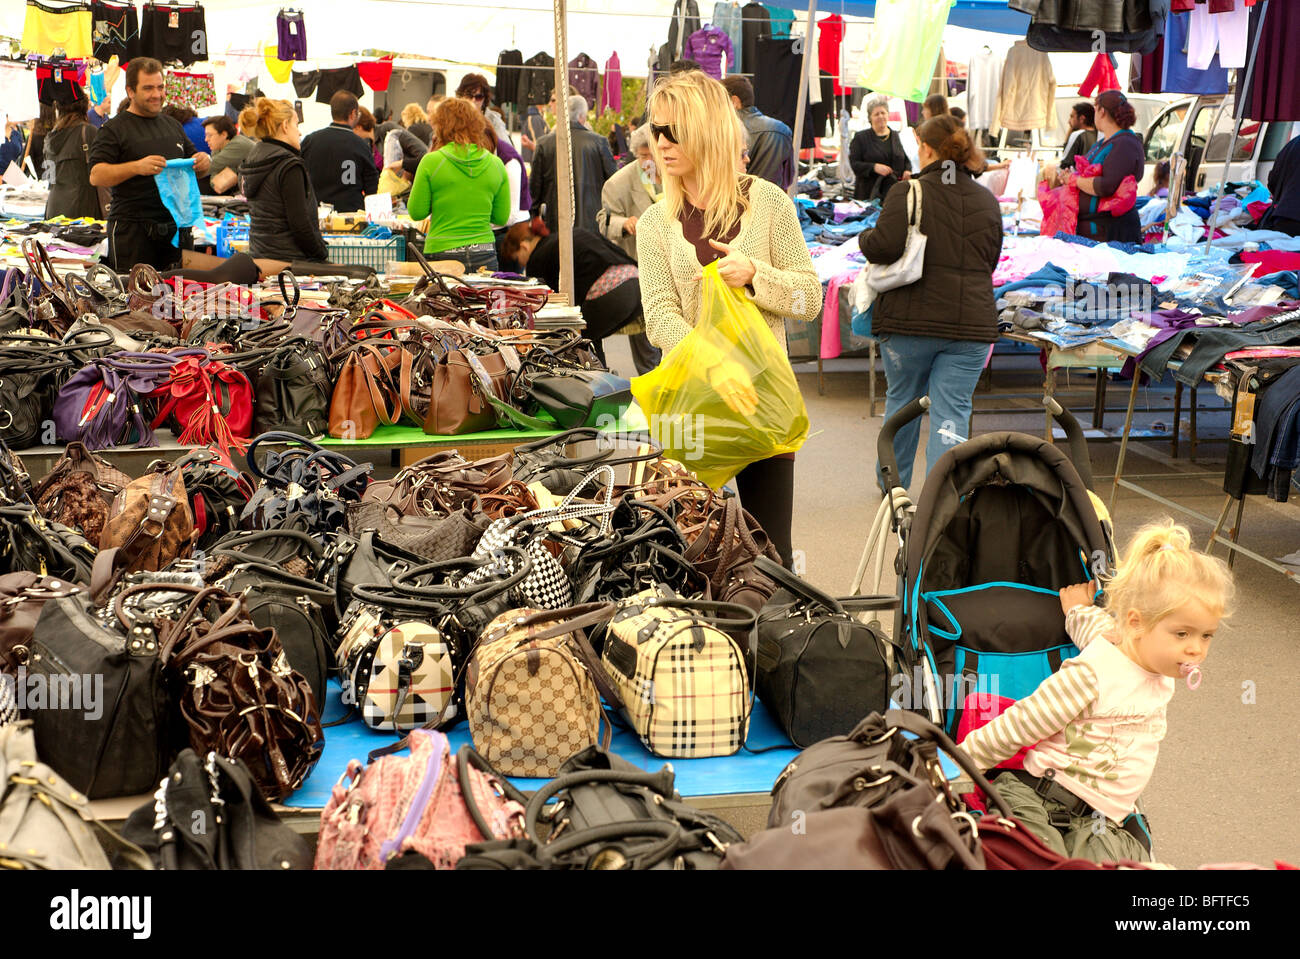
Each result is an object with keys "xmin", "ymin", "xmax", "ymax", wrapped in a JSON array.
[
  {"xmin": 168, "ymin": 10, "xmax": 179, "ymax": 28},
  {"xmin": 54, "ymin": 69, "xmax": 63, "ymax": 82},
  {"xmin": 289, "ymin": 21, "xmax": 298, "ymax": 35},
  {"xmin": 1232, "ymin": 391, "xmax": 1256, "ymax": 437}
]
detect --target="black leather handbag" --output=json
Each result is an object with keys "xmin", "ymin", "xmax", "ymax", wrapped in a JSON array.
[
  {"xmin": 752, "ymin": 556, "xmax": 900, "ymax": 748},
  {"xmin": 119, "ymin": 750, "xmax": 313, "ymax": 870},
  {"xmin": 0, "ymin": 504, "xmax": 97, "ymax": 584},
  {"xmin": 0, "ymin": 336, "xmax": 74, "ymax": 450},
  {"xmin": 237, "ymin": 337, "xmax": 333, "ymax": 439},
  {"xmin": 241, "ymin": 432, "xmax": 372, "ymax": 533},
  {"xmin": 177, "ymin": 447, "xmax": 255, "ymax": 551},
  {"xmin": 328, "ymin": 529, "xmax": 426, "ymax": 628},
  {"xmin": 457, "ymin": 746, "xmax": 744, "ymax": 870}
]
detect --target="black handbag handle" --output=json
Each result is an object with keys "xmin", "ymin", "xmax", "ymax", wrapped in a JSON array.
[
  {"xmin": 538, "ymin": 820, "xmax": 688, "ymax": 869},
  {"xmin": 753, "ymin": 555, "xmax": 897, "ymax": 615},
  {"xmin": 384, "ymin": 547, "xmax": 534, "ymax": 604},
  {"xmin": 211, "ymin": 526, "xmax": 327, "ymax": 563},
  {"xmin": 456, "ymin": 745, "xmax": 529, "ymax": 841},
  {"xmin": 523, "ymin": 766, "xmax": 678, "ymax": 840}
]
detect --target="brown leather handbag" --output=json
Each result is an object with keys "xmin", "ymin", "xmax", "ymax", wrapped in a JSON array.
[
  {"xmin": 158, "ymin": 587, "xmax": 324, "ymax": 802},
  {"xmin": 100, "ymin": 460, "xmax": 195, "ymax": 572},
  {"xmin": 363, "ymin": 451, "xmax": 513, "ymax": 516},
  {"xmin": 0, "ymin": 571, "xmax": 83, "ymax": 673},
  {"xmin": 328, "ymin": 340, "xmax": 404, "ymax": 439},
  {"xmin": 33, "ymin": 441, "xmax": 132, "ymax": 546},
  {"xmin": 425, "ymin": 346, "xmax": 516, "ymax": 436},
  {"xmin": 681, "ymin": 496, "xmax": 782, "ymax": 612},
  {"xmin": 345, "ymin": 500, "xmax": 489, "ymax": 562}
]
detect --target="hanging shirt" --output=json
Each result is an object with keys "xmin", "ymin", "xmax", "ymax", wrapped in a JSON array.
[
  {"xmin": 712, "ymin": 2, "xmax": 745, "ymax": 74},
  {"xmin": 997, "ymin": 40, "xmax": 1056, "ymax": 131},
  {"xmin": 569, "ymin": 53, "xmax": 599, "ymax": 106},
  {"xmin": 1078, "ymin": 53, "xmax": 1120, "ymax": 98},
  {"xmin": 740, "ymin": 2, "xmax": 771, "ymax": 75},
  {"xmin": 1162, "ymin": 10, "xmax": 1229, "ymax": 95},
  {"xmin": 856, "ymin": 0, "xmax": 952, "ymax": 103},
  {"xmin": 683, "ymin": 26, "xmax": 734, "ymax": 80},
  {"xmin": 767, "ymin": 5, "xmax": 795, "ymax": 40},
  {"xmin": 817, "ymin": 13, "xmax": 846, "ymax": 95},
  {"xmin": 600, "ymin": 53, "xmax": 622, "ymax": 113},
  {"xmin": 966, "ymin": 47, "xmax": 1003, "ymax": 132}
]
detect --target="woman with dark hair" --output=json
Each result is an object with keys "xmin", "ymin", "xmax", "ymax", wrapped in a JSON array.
[
  {"xmin": 1074, "ymin": 89, "xmax": 1144, "ymax": 244},
  {"xmin": 859, "ymin": 113, "xmax": 1002, "ymax": 491},
  {"xmin": 44, "ymin": 101, "xmax": 103, "ymax": 218},
  {"xmin": 502, "ymin": 221, "xmax": 651, "ymax": 373},
  {"xmin": 456, "ymin": 72, "xmax": 509, "ymax": 141},
  {"xmin": 164, "ymin": 104, "xmax": 207, "ymax": 155},
  {"xmin": 22, "ymin": 104, "xmax": 56, "ymax": 180},
  {"xmin": 922, "ymin": 94, "xmax": 948, "ymax": 120},
  {"xmin": 407, "ymin": 97, "xmax": 511, "ymax": 271}
]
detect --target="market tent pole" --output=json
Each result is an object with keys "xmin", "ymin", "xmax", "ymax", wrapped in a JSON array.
[
  {"xmin": 553, "ymin": 0, "xmax": 575, "ymax": 304},
  {"xmin": 788, "ymin": 0, "xmax": 819, "ymax": 198},
  {"xmin": 1204, "ymin": 0, "xmax": 1270, "ymax": 256}
]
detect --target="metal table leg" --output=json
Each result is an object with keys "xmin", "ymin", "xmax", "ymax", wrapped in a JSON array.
[
  {"xmin": 1208, "ymin": 494, "xmax": 1235, "ymax": 556},
  {"xmin": 1109, "ymin": 372, "xmax": 1144, "ymax": 516},
  {"xmin": 868, "ymin": 339, "xmax": 878, "ymax": 417},
  {"xmin": 1227, "ymin": 495, "xmax": 1247, "ymax": 571},
  {"xmin": 1093, "ymin": 366, "xmax": 1107, "ymax": 430},
  {"xmin": 1190, "ymin": 385, "xmax": 1199, "ymax": 462},
  {"xmin": 1044, "ymin": 364, "xmax": 1056, "ymax": 442},
  {"xmin": 1171, "ymin": 380, "xmax": 1182, "ymax": 459}
]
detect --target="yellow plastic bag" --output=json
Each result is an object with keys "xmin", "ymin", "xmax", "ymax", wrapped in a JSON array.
[{"xmin": 631, "ymin": 262, "xmax": 810, "ymax": 489}]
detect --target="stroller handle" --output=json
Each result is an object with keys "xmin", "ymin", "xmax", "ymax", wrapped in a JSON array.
[
  {"xmin": 1042, "ymin": 397, "xmax": 1095, "ymax": 491},
  {"xmin": 878, "ymin": 396, "xmax": 931, "ymax": 492}
]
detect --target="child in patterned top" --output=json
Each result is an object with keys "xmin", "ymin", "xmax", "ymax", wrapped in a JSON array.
[{"xmin": 959, "ymin": 520, "xmax": 1234, "ymax": 862}]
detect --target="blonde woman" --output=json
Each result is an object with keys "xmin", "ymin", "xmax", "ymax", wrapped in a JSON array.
[
  {"xmin": 636, "ymin": 70, "xmax": 822, "ymax": 567},
  {"xmin": 238, "ymin": 98, "xmax": 329, "ymax": 262},
  {"xmin": 402, "ymin": 102, "xmax": 433, "ymax": 147}
]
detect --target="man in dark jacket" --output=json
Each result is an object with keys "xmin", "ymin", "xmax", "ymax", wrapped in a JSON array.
[
  {"xmin": 300, "ymin": 90, "xmax": 380, "ymax": 213},
  {"xmin": 859, "ymin": 115, "xmax": 1003, "ymax": 490},
  {"xmin": 722, "ymin": 76, "xmax": 794, "ymax": 191},
  {"xmin": 1261, "ymin": 133, "xmax": 1300, "ymax": 237},
  {"xmin": 529, "ymin": 95, "xmax": 617, "ymax": 233}
]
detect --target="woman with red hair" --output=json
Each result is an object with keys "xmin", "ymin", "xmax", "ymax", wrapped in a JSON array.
[{"xmin": 407, "ymin": 97, "xmax": 512, "ymax": 272}]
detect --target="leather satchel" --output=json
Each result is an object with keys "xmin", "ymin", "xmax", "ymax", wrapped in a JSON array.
[
  {"xmin": 315, "ymin": 730, "xmax": 527, "ymax": 870},
  {"xmin": 33, "ymin": 441, "xmax": 132, "ymax": 546},
  {"xmin": 363, "ymin": 450, "xmax": 512, "ymax": 516},
  {"xmin": 0, "ymin": 571, "xmax": 83, "ymax": 674},
  {"xmin": 466, "ymin": 604, "xmax": 614, "ymax": 777},
  {"xmin": 158, "ymin": 586, "xmax": 324, "ymax": 801},
  {"xmin": 425, "ymin": 346, "xmax": 515, "ymax": 436},
  {"xmin": 119, "ymin": 750, "xmax": 313, "ymax": 870},
  {"xmin": 0, "ymin": 504, "xmax": 97, "ymax": 584},
  {"xmin": 0, "ymin": 721, "xmax": 153, "ymax": 870},
  {"xmin": 0, "ymin": 335, "xmax": 74, "ymax": 449},
  {"xmin": 345, "ymin": 499, "xmax": 489, "ymax": 563},
  {"xmin": 682, "ymin": 495, "xmax": 782, "ymax": 613},
  {"xmin": 329, "ymin": 340, "xmax": 404, "ymax": 440},
  {"xmin": 100, "ymin": 460, "xmax": 195, "ymax": 573},
  {"xmin": 753, "ymin": 555, "xmax": 900, "ymax": 748}
]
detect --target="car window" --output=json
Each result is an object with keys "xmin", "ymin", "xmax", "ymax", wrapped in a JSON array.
[
  {"xmin": 1261, "ymin": 123, "xmax": 1298, "ymax": 162},
  {"xmin": 1145, "ymin": 106, "xmax": 1189, "ymax": 162},
  {"xmin": 1205, "ymin": 107, "xmax": 1258, "ymax": 162}
]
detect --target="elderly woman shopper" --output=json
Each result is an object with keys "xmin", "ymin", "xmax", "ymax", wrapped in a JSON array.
[
  {"xmin": 636, "ymin": 70, "xmax": 822, "ymax": 567},
  {"xmin": 859, "ymin": 114, "xmax": 1002, "ymax": 491},
  {"xmin": 239, "ymin": 98, "xmax": 329, "ymax": 263},
  {"xmin": 850, "ymin": 97, "xmax": 911, "ymax": 203},
  {"xmin": 1075, "ymin": 89, "xmax": 1145, "ymax": 244},
  {"xmin": 407, "ymin": 97, "xmax": 512, "ymax": 272}
]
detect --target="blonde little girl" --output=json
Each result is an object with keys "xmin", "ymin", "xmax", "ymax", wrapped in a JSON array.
[{"xmin": 958, "ymin": 520, "xmax": 1234, "ymax": 862}]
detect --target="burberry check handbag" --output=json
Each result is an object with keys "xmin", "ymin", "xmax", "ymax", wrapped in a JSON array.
[
  {"xmin": 458, "ymin": 466, "xmax": 617, "ymax": 610},
  {"xmin": 599, "ymin": 585, "xmax": 757, "ymax": 759}
]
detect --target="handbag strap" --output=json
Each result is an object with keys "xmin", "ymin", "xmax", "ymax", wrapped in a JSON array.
[
  {"xmin": 513, "ymin": 464, "xmax": 618, "ymax": 536},
  {"xmin": 456, "ymin": 745, "xmax": 529, "ymax": 840}
]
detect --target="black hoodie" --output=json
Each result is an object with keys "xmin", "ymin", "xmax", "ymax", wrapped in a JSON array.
[{"xmin": 240, "ymin": 137, "xmax": 330, "ymax": 262}]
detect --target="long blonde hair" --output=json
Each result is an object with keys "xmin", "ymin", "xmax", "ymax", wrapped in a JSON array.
[
  {"xmin": 646, "ymin": 71, "xmax": 749, "ymax": 238},
  {"xmin": 1103, "ymin": 519, "xmax": 1234, "ymax": 632}
]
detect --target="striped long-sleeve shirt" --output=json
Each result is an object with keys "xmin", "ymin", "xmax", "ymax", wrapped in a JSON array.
[{"xmin": 958, "ymin": 605, "xmax": 1176, "ymax": 822}]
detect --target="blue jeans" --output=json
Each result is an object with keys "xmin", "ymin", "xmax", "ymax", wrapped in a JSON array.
[
  {"xmin": 429, "ymin": 243, "xmax": 498, "ymax": 273},
  {"xmin": 877, "ymin": 333, "xmax": 991, "ymax": 491}
]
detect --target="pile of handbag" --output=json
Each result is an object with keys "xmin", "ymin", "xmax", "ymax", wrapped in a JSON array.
[{"xmin": 1, "ymin": 241, "xmax": 633, "ymax": 460}]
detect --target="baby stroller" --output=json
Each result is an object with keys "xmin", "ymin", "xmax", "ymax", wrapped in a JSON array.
[
  {"xmin": 853, "ymin": 396, "xmax": 1154, "ymax": 854},
  {"xmin": 855, "ymin": 395, "xmax": 1115, "ymax": 737}
]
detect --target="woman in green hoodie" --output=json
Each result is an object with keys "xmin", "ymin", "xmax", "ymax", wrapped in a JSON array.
[{"xmin": 408, "ymin": 97, "xmax": 512, "ymax": 272}]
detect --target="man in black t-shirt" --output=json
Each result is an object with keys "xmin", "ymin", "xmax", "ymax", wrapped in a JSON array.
[{"xmin": 88, "ymin": 57, "xmax": 211, "ymax": 271}]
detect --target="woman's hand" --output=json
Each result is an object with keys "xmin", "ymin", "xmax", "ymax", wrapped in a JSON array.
[
  {"xmin": 709, "ymin": 359, "xmax": 759, "ymax": 416},
  {"xmin": 873, "ymin": 163, "xmax": 893, "ymax": 177},
  {"xmin": 708, "ymin": 239, "xmax": 756, "ymax": 288},
  {"xmin": 1059, "ymin": 581, "xmax": 1098, "ymax": 615}
]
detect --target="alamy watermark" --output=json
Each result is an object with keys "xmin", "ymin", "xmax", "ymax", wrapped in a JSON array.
[
  {"xmin": 0, "ymin": 669, "xmax": 103, "ymax": 720},
  {"xmin": 592, "ymin": 412, "xmax": 704, "ymax": 461}
]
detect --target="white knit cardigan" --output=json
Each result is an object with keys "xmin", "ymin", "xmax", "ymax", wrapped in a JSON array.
[{"xmin": 635, "ymin": 175, "xmax": 823, "ymax": 353}]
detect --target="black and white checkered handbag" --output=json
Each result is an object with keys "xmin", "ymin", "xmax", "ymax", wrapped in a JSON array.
[
  {"xmin": 0, "ymin": 673, "xmax": 17, "ymax": 727},
  {"xmin": 459, "ymin": 466, "xmax": 616, "ymax": 610}
]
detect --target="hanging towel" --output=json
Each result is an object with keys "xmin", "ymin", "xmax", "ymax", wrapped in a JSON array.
[
  {"xmin": 155, "ymin": 159, "xmax": 202, "ymax": 246},
  {"xmin": 856, "ymin": 0, "xmax": 952, "ymax": 103}
]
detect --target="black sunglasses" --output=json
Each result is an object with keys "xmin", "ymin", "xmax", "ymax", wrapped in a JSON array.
[{"xmin": 651, "ymin": 122, "xmax": 679, "ymax": 144}]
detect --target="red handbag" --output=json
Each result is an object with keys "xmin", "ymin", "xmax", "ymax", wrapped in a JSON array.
[
  {"xmin": 151, "ymin": 354, "xmax": 254, "ymax": 455},
  {"xmin": 976, "ymin": 817, "xmax": 1150, "ymax": 871}
]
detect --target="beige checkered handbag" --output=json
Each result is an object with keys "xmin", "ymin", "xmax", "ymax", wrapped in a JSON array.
[
  {"xmin": 600, "ymin": 586, "xmax": 758, "ymax": 759},
  {"xmin": 466, "ymin": 604, "xmax": 617, "ymax": 777}
]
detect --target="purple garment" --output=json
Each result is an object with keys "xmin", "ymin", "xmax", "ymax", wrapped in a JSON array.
[
  {"xmin": 683, "ymin": 26, "xmax": 735, "ymax": 80},
  {"xmin": 276, "ymin": 11, "xmax": 307, "ymax": 61},
  {"xmin": 905, "ymin": 100, "xmax": 922, "ymax": 125},
  {"xmin": 600, "ymin": 53, "xmax": 622, "ymax": 113},
  {"xmin": 568, "ymin": 53, "xmax": 599, "ymax": 107},
  {"xmin": 496, "ymin": 135, "xmax": 532, "ymax": 212},
  {"xmin": 1124, "ymin": 308, "xmax": 1264, "ymax": 377}
]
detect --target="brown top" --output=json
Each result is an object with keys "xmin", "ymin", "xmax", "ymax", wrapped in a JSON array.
[{"xmin": 678, "ymin": 181, "xmax": 749, "ymax": 267}]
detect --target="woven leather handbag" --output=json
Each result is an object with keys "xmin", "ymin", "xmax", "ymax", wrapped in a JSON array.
[
  {"xmin": 345, "ymin": 499, "xmax": 489, "ymax": 563},
  {"xmin": 157, "ymin": 586, "xmax": 324, "ymax": 801},
  {"xmin": 33, "ymin": 441, "xmax": 132, "ymax": 546},
  {"xmin": 466, "ymin": 604, "xmax": 617, "ymax": 777},
  {"xmin": 598, "ymin": 585, "xmax": 758, "ymax": 759},
  {"xmin": 119, "ymin": 750, "xmax": 313, "ymax": 870}
]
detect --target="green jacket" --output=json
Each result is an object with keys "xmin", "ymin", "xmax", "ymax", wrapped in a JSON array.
[{"xmin": 407, "ymin": 142, "xmax": 510, "ymax": 253}]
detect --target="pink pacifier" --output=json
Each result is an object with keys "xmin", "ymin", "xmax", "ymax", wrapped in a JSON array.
[{"xmin": 1180, "ymin": 662, "xmax": 1202, "ymax": 690}]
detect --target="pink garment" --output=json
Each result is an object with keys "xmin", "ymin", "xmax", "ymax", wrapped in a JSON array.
[
  {"xmin": 600, "ymin": 53, "xmax": 622, "ymax": 113},
  {"xmin": 1038, "ymin": 179, "xmax": 1082, "ymax": 236},
  {"xmin": 1078, "ymin": 53, "xmax": 1120, "ymax": 97},
  {"xmin": 1075, "ymin": 158, "xmax": 1138, "ymax": 215},
  {"xmin": 821, "ymin": 273, "xmax": 853, "ymax": 358},
  {"xmin": 957, "ymin": 694, "xmax": 1032, "ymax": 770},
  {"xmin": 992, "ymin": 237, "xmax": 1124, "ymax": 286}
]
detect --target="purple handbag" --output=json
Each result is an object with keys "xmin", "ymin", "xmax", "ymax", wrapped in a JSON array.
[{"xmin": 53, "ymin": 350, "xmax": 207, "ymax": 449}]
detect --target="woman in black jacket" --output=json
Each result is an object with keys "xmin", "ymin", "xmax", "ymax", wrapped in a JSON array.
[
  {"xmin": 859, "ymin": 114, "xmax": 1003, "ymax": 491},
  {"xmin": 502, "ymin": 223, "xmax": 657, "ymax": 373},
  {"xmin": 44, "ymin": 101, "xmax": 103, "ymax": 219},
  {"xmin": 238, "ymin": 98, "xmax": 329, "ymax": 263},
  {"xmin": 850, "ymin": 98, "xmax": 911, "ymax": 202}
]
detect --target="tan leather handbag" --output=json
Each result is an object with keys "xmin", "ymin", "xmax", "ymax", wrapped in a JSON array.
[
  {"xmin": 328, "ymin": 341, "xmax": 404, "ymax": 440},
  {"xmin": 100, "ymin": 460, "xmax": 195, "ymax": 572}
]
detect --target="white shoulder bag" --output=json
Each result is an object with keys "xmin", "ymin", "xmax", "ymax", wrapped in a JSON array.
[{"xmin": 852, "ymin": 178, "xmax": 927, "ymax": 314}]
